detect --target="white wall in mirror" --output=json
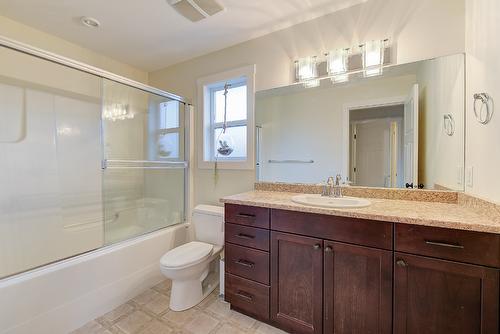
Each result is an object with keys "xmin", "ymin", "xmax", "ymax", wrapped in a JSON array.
[{"xmin": 255, "ymin": 54, "xmax": 465, "ymax": 190}]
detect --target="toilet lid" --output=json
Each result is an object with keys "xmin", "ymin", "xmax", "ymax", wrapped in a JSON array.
[{"xmin": 160, "ymin": 241, "xmax": 214, "ymax": 268}]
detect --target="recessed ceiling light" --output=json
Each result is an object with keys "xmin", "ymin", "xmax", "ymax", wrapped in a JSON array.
[{"xmin": 81, "ymin": 16, "xmax": 100, "ymax": 28}]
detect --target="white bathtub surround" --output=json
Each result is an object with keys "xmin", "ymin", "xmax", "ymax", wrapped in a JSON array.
[{"xmin": 0, "ymin": 224, "xmax": 188, "ymax": 334}]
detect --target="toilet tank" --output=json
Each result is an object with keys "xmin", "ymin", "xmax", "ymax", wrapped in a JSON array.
[{"xmin": 192, "ymin": 204, "xmax": 224, "ymax": 247}]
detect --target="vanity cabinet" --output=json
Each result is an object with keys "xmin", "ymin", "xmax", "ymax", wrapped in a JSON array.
[
  {"xmin": 223, "ymin": 203, "xmax": 500, "ymax": 334},
  {"xmin": 394, "ymin": 253, "xmax": 499, "ymax": 334},
  {"xmin": 271, "ymin": 232, "xmax": 323, "ymax": 334},
  {"xmin": 324, "ymin": 242, "xmax": 392, "ymax": 334}
]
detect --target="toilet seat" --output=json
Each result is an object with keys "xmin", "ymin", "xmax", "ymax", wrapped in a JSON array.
[{"xmin": 160, "ymin": 241, "xmax": 213, "ymax": 269}]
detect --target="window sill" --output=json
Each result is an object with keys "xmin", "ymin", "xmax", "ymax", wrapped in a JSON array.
[{"xmin": 198, "ymin": 159, "xmax": 255, "ymax": 170}]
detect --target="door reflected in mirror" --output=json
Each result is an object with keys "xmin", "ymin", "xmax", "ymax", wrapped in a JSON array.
[{"xmin": 255, "ymin": 54, "xmax": 465, "ymax": 191}]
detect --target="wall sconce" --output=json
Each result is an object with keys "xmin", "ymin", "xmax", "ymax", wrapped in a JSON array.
[
  {"xmin": 360, "ymin": 39, "xmax": 388, "ymax": 77},
  {"xmin": 295, "ymin": 56, "xmax": 318, "ymax": 87}
]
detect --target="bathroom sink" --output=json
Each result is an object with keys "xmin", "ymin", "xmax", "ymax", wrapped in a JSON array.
[{"xmin": 291, "ymin": 194, "xmax": 371, "ymax": 209}]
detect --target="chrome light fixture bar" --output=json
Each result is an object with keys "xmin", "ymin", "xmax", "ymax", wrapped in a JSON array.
[{"xmin": 293, "ymin": 38, "xmax": 391, "ymax": 87}]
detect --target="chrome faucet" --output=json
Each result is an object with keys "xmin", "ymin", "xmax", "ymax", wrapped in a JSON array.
[
  {"xmin": 322, "ymin": 175, "xmax": 343, "ymax": 198},
  {"xmin": 333, "ymin": 174, "xmax": 343, "ymax": 198},
  {"xmin": 321, "ymin": 176, "xmax": 335, "ymax": 197}
]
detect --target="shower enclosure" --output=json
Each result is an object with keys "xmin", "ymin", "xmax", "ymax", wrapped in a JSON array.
[{"xmin": 0, "ymin": 40, "xmax": 189, "ymax": 279}]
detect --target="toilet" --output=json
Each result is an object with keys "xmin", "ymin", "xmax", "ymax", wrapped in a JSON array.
[{"xmin": 160, "ymin": 204, "xmax": 224, "ymax": 311}]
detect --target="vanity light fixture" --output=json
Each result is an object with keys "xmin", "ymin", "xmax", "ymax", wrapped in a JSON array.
[
  {"xmin": 360, "ymin": 39, "xmax": 388, "ymax": 77},
  {"xmin": 295, "ymin": 56, "xmax": 319, "ymax": 88},
  {"xmin": 326, "ymin": 48, "xmax": 350, "ymax": 83}
]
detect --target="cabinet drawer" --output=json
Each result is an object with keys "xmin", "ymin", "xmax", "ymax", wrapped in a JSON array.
[
  {"xmin": 271, "ymin": 209, "xmax": 393, "ymax": 250},
  {"xmin": 225, "ymin": 273, "xmax": 270, "ymax": 321},
  {"xmin": 225, "ymin": 204, "xmax": 270, "ymax": 229},
  {"xmin": 225, "ymin": 243, "xmax": 269, "ymax": 284},
  {"xmin": 395, "ymin": 224, "xmax": 500, "ymax": 268},
  {"xmin": 225, "ymin": 223, "xmax": 270, "ymax": 251}
]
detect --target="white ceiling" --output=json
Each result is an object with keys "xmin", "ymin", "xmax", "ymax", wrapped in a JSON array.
[{"xmin": 0, "ymin": 0, "xmax": 366, "ymax": 71}]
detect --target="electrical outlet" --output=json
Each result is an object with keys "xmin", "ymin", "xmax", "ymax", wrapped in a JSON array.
[
  {"xmin": 457, "ymin": 166, "xmax": 463, "ymax": 185},
  {"xmin": 466, "ymin": 166, "xmax": 474, "ymax": 187}
]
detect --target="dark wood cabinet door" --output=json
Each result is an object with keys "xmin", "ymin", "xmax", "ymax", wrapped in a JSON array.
[
  {"xmin": 323, "ymin": 242, "xmax": 392, "ymax": 334},
  {"xmin": 394, "ymin": 253, "xmax": 499, "ymax": 334},
  {"xmin": 271, "ymin": 231, "xmax": 323, "ymax": 334}
]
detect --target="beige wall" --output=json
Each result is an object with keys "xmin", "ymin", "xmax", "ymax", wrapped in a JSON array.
[
  {"xmin": 0, "ymin": 15, "xmax": 148, "ymax": 83},
  {"xmin": 465, "ymin": 0, "xmax": 500, "ymax": 203},
  {"xmin": 149, "ymin": 0, "xmax": 466, "ymax": 206}
]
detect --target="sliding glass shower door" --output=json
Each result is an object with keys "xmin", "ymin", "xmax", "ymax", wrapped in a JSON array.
[
  {"xmin": 0, "ymin": 46, "xmax": 103, "ymax": 278},
  {"xmin": 0, "ymin": 44, "xmax": 188, "ymax": 279},
  {"xmin": 101, "ymin": 79, "xmax": 186, "ymax": 244}
]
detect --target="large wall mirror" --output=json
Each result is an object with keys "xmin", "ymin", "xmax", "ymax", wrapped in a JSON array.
[{"xmin": 255, "ymin": 54, "xmax": 465, "ymax": 191}]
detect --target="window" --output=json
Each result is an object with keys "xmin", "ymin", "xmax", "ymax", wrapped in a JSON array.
[
  {"xmin": 149, "ymin": 99, "xmax": 183, "ymax": 160},
  {"xmin": 197, "ymin": 65, "xmax": 255, "ymax": 169},
  {"xmin": 209, "ymin": 80, "xmax": 247, "ymax": 160}
]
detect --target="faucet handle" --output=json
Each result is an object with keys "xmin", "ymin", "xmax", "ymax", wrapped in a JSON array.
[{"xmin": 326, "ymin": 176, "xmax": 335, "ymax": 186}]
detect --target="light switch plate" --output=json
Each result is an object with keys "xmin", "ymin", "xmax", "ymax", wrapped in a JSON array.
[{"xmin": 466, "ymin": 166, "xmax": 474, "ymax": 187}]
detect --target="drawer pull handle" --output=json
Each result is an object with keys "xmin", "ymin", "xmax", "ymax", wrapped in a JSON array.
[
  {"xmin": 325, "ymin": 246, "xmax": 333, "ymax": 253},
  {"xmin": 396, "ymin": 259, "xmax": 408, "ymax": 267},
  {"xmin": 235, "ymin": 259, "xmax": 255, "ymax": 268},
  {"xmin": 425, "ymin": 240, "xmax": 464, "ymax": 249},
  {"xmin": 236, "ymin": 213, "xmax": 256, "ymax": 219},
  {"xmin": 235, "ymin": 290, "xmax": 254, "ymax": 301},
  {"xmin": 313, "ymin": 243, "xmax": 321, "ymax": 250},
  {"xmin": 236, "ymin": 233, "xmax": 255, "ymax": 240}
]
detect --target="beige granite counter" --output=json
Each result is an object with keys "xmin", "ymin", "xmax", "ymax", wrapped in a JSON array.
[{"xmin": 220, "ymin": 190, "xmax": 500, "ymax": 234}]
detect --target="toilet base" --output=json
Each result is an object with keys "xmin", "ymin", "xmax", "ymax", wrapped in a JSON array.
[{"xmin": 168, "ymin": 257, "xmax": 220, "ymax": 311}]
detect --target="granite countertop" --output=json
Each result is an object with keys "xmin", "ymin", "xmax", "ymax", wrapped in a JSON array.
[{"xmin": 220, "ymin": 190, "xmax": 500, "ymax": 234}]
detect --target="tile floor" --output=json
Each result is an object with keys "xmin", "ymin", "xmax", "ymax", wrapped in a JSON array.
[{"xmin": 72, "ymin": 280, "xmax": 286, "ymax": 334}]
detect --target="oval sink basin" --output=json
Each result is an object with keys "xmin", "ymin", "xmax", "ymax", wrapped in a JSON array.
[{"xmin": 291, "ymin": 194, "xmax": 371, "ymax": 209}]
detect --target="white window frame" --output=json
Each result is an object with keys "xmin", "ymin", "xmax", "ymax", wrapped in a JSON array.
[
  {"xmin": 149, "ymin": 100, "xmax": 184, "ymax": 161},
  {"xmin": 197, "ymin": 65, "xmax": 256, "ymax": 170}
]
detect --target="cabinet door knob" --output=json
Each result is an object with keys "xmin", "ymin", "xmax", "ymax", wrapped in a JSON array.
[
  {"xmin": 325, "ymin": 246, "xmax": 333, "ymax": 253},
  {"xmin": 313, "ymin": 243, "xmax": 321, "ymax": 250},
  {"xmin": 396, "ymin": 259, "xmax": 408, "ymax": 267}
]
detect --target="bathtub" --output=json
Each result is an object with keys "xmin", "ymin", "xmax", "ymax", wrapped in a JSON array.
[{"xmin": 0, "ymin": 223, "xmax": 188, "ymax": 334}]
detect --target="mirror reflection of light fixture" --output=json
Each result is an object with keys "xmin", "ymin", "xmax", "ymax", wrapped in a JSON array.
[
  {"xmin": 295, "ymin": 56, "xmax": 318, "ymax": 88},
  {"xmin": 102, "ymin": 103, "xmax": 134, "ymax": 122},
  {"xmin": 361, "ymin": 39, "xmax": 388, "ymax": 77}
]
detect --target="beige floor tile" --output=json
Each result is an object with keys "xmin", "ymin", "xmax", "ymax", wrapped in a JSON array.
[
  {"xmin": 102, "ymin": 303, "xmax": 135, "ymax": 323},
  {"xmin": 205, "ymin": 298, "xmax": 232, "ymax": 319},
  {"xmin": 228, "ymin": 311, "xmax": 257, "ymax": 330},
  {"xmin": 141, "ymin": 291, "xmax": 170, "ymax": 315},
  {"xmin": 161, "ymin": 308, "xmax": 197, "ymax": 327},
  {"xmin": 152, "ymin": 280, "xmax": 172, "ymax": 295},
  {"xmin": 115, "ymin": 310, "xmax": 153, "ymax": 334},
  {"xmin": 254, "ymin": 322, "xmax": 287, "ymax": 334},
  {"xmin": 71, "ymin": 320, "xmax": 112, "ymax": 334},
  {"xmin": 214, "ymin": 323, "xmax": 247, "ymax": 334},
  {"xmin": 137, "ymin": 319, "xmax": 174, "ymax": 334},
  {"xmin": 183, "ymin": 312, "xmax": 219, "ymax": 334},
  {"xmin": 196, "ymin": 292, "xmax": 218, "ymax": 310},
  {"xmin": 133, "ymin": 289, "xmax": 161, "ymax": 306}
]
